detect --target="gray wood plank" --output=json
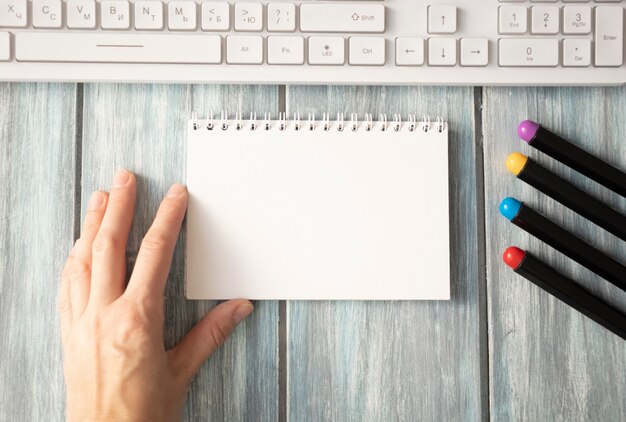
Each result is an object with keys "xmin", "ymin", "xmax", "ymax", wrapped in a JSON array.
[
  {"xmin": 483, "ymin": 87, "xmax": 626, "ymax": 421},
  {"xmin": 0, "ymin": 83, "xmax": 78, "ymax": 421},
  {"xmin": 285, "ymin": 86, "xmax": 486, "ymax": 421},
  {"xmin": 80, "ymin": 84, "xmax": 280, "ymax": 421}
]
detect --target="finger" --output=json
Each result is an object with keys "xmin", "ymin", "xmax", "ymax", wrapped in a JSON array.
[
  {"xmin": 70, "ymin": 191, "xmax": 109, "ymax": 318},
  {"xmin": 168, "ymin": 300, "xmax": 254, "ymax": 383},
  {"xmin": 59, "ymin": 243, "xmax": 77, "ymax": 345},
  {"xmin": 125, "ymin": 184, "xmax": 187, "ymax": 305},
  {"xmin": 89, "ymin": 169, "xmax": 136, "ymax": 307}
]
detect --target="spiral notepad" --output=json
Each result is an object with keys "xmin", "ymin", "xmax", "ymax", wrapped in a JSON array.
[{"xmin": 186, "ymin": 113, "xmax": 450, "ymax": 300}]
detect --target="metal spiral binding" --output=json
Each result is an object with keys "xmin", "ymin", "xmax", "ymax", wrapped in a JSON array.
[
  {"xmin": 191, "ymin": 112, "xmax": 446, "ymax": 133},
  {"xmin": 264, "ymin": 112, "xmax": 271, "ymax": 130},
  {"xmin": 322, "ymin": 113, "xmax": 330, "ymax": 131},
  {"xmin": 294, "ymin": 112, "xmax": 301, "ymax": 131},
  {"xmin": 393, "ymin": 114, "xmax": 401, "ymax": 132},
  {"xmin": 350, "ymin": 113, "xmax": 358, "ymax": 132},
  {"xmin": 379, "ymin": 113, "xmax": 387, "ymax": 131},
  {"xmin": 220, "ymin": 110, "xmax": 228, "ymax": 130}
]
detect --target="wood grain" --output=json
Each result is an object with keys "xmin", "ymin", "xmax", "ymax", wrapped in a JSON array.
[
  {"xmin": 483, "ymin": 87, "xmax": 626, "ymax": 421},
  {"xmin": 0, "ymin": 83, "xmax": 78, "ymax": 421},
  {"xmin": 80, "ymin": 84, "xmax": 280, "ymax": 421},
  {"xmin": 285, "ymin": 86, "xmax": 487, "ymax": 421}
]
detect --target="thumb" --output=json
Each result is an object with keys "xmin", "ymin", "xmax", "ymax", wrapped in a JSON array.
[{"xmin": 169, "ymin": 299, "xmax": 254, "ymax": 382}]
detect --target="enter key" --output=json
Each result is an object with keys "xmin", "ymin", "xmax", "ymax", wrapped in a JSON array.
[{"xmin": 595, "ymin": 6, "xmax": 623, "ymax": 67}]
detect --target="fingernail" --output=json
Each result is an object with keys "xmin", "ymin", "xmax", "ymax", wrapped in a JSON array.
[
  {"xmin": 87, "ymin": 191, "xmax": 105, "ymax": 211},
  {"xmin": 166, "ymin": 183, "xmax": 187, "ymax": 197},
  {"xmin": 112, "ymin": 169, "xmax": 131, "ymax": 188},
  {"xmin": 233, "ymin": 303, "xmax": 254, "ymax": 324}
]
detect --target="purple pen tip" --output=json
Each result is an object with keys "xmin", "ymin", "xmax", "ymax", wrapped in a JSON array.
[{"xmin": 517, "ymin": 120, "xmax": 540, "ymax": 143}]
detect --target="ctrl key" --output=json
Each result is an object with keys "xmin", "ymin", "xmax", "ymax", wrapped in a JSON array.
[{"xmin": 0, "ymin": 32, "xmax": 10, "ymax": 61}]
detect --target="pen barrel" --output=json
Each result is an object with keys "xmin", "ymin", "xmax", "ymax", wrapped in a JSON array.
[
  {"xmin": 519, "ymin": 159, "xmax": 626, "ymax": 241},
  {"xmin": 531, "ymin": 127, "xmax": 626, "ymax": 198},
  {"xmin": 515, "ymin": 253, "xmax": 626, "ymax": 340},
  {"xmin": 513, "ymin": 205, "xmax": 626, "ymax": 291}
]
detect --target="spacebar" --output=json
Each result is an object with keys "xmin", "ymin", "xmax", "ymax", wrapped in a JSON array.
[{"xmin": 15, "ymin": 33, "xmax": 222, "ymax": 64}]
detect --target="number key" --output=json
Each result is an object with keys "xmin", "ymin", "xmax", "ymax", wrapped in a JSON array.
[
  {"xmin": 499, "ymin": 6, "xmax": 527, "ymax": 34},
  {"xmin": 563, "ymin": 6, "xmax": 591, "ymax": 35},
  {"xmin": 531, "ymin": 6, "xmax": 559, "ymax": 34}
]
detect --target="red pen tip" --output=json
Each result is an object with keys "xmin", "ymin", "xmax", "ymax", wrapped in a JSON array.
[{"xmin": 503, "ymin": 247, "xmax": 526, "ymax": 269}]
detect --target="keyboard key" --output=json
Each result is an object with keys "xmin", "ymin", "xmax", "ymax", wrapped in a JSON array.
[
  {"xmin": 101, "ymin": 0, "xmax": 130, "ymax": 29},
  {"xmin": 267, "ymin": 3, "xmax": 296, "ymax": 32},
  {"xmin": 595, "ymin": 6, "xmax": 623, "ymax": 67},
  {"xmin": 499, "ymin": 6, "xmax": 527, "ymax": 34},
  {"xmin": 428, "ymin": 38, "xmax": 457, "ymax": 66},
  {"xmin": 563, "ymin": 6, "xmax": 591, "ymax": 34},
  {"xmin": 498, "ymin": 38, "xmax": 558, "ymax": 66},
  {"xmin": 0, "ymin": 0, "xmax": 28, "ymax": 27},
  {"xmin": 395, "ymin": 37, "xmax": 424, "ymax": 66},
  {"xmin": 531, "ymin": 6, "xmax": 559, "ymax": 34},
  {"xmin": 428, "ymin": 5, "xmax": 457, "ymax": 34},
  {"xmin": 168, "ymin": 1, "xmax": 197, "ymax": 30},
  {"xmin": 226, "ymin": 35, "xmax": 263, "ymax": 63},
  {"xmin": 300, "ymin": 4, "xmax": 385, "ymax": 33},
  {"xmin": 32, "ymin": 0, "xmax": 62, "ymax": 28},
  {"xmin": 0, "ymin": 31, "xmax": 10, "ymax": 60},
  {"xmin": 349, "ymin": 37, "xmax": 385, "ymax": 65},
  {"xmin": 308, "ymin": 36, "xmax": 345, "ymax": 65},
  {"xmin": 15, "ymin": 33, "xmax": 222, "ymax": 63},
  {"xmin": 563, "ymin": 38, "xmax": 590, "ymax": 67},
  {"xmin": 201, "ymin": 2, "xmax": 230, "ymax": 31},
  {"xmin": 134, "ymin": 1, "xmax": 164, "ymax": 30},
  {"xmin": 460, "ymin": 38, "xmax": 489, "ymax": 66},
  {"xmin": 234, "ymin": 2, "xmax": 263, "ymax": 31},
  {"xmin": 67, "ymin": 0, "xmax": 96, "ymax": 29},
  {"xmin": 267, "ymin": 36, "xmax": 303, "ymax": 64}
]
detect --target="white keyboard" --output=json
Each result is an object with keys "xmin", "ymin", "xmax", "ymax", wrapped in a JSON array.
[{"xmin": 0, "ymin": 0, "xmax": 624, "ymax": 85}]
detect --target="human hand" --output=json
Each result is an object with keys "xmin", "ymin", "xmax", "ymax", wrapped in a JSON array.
[{"xmin": 59, "ymin": 169, "xmax": 254, "ymax": 422}]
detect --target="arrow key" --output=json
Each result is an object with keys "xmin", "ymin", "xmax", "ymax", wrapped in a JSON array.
[
  {"xmin": 428, "ymin": 5, "xmax": 457, "ymax": 34},
  {"xmin": 428, "ymin": 37, "xmax": 456, "ymax": 66},
  {"xmin": 460, "ymin": 38, "xmax": 488, "ymax": 67},
  {"xmin": 395, "ymin": 37, "xmax": 424, "ymax": 66}
]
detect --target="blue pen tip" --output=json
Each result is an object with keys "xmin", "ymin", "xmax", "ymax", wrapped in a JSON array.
[{"xmin": 499, "ymin": 197, "xmax": 522, "ymax": 221}]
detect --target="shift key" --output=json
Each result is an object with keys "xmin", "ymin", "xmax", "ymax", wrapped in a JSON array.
[
  {"xmin": 300, "ymin": 4, "xmax": 385, "ymax": 33},
  {"xmin": 0, "ymin": 32, "xmax": 10, "ymax": 61}
]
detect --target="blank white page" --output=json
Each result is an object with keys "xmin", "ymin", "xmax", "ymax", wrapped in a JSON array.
[{"xmin": 186, "ymin": 119, "xmax": 450, "ymax": 300}]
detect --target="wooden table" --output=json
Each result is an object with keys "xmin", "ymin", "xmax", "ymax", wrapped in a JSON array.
[{"xmin": 1, "ymin": 83, "xmax": 625, "ymax": 421}]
